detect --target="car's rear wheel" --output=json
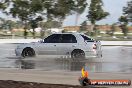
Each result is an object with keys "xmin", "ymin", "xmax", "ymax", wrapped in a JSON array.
[
  {"xmin": 71, "ymin": 49, "xmax": 85, "ymax": 59},
  {"xmin": 22, "ymin": 48, "xmax": 35, "ymax": 57}
]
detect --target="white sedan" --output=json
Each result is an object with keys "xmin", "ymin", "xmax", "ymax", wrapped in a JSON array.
[{"xmin": 15, "ymin": 33, "xmax": 102, "ymax": 59}]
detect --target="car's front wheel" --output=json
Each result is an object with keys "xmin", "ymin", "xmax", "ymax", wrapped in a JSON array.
[
  {"xmin": 22, "ymin": 48, "xmax": 35, "ymax": 57},
  {"xmin": 71, "ymin": 49, "xmax": 85, "ymax": 59}
]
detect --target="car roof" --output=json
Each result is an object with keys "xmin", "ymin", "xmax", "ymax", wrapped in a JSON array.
[
  {"xmin": 51, "ymin": 32, "xmax": 93, "ymax": 39},
  {"xmin": 53, "ymin": 32, "xmax": 84, "ymax": 35},
  {"xmin": 53, "ymin": 32, "xmax": 92, "ymax": 37}
]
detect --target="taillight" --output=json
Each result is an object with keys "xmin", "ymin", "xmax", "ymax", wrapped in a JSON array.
[{"xmin": 93, "ymin": 43, "xmax": 97, "ymax": 49}]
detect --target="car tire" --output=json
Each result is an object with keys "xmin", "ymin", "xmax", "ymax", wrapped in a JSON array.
[
  {"xmin": 71, "ymin": 50, "xmax": 85, "ymax": 59},
  {"xmin": 22, "ymin": 48, "xmax": 35, "ymax": 57}
]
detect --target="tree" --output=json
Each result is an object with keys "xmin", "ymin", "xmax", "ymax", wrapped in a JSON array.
[
  {"xmin": 119, "ymin": 24, "xmax": 128, "ymax": 37},
  {"xmin": 87, "ymin": 0, "xmax": 109, "ymax": 33},
  {"xmin": 9, "ymin": 0, "xmax": 31, "ymax": 38},
  {"xmin": 9, "ymin": 0, "xmax": 45, "ymax": 39},
  {"xmin": 80, "ymin": 21, "xmax": 87, "ymax": 32},
  {"xmin": 119, "ymin": 16, "xmax": 128, "ymax": 24},
  {"xmin": 4, "ymin": 0, "xmax": 88, "ymax": 38},
  {"xmin": 4, "ymin": 20, "xmax": 15, "ymax": 31},
  {"xmin": 48, "ymin": 0, "xmax": 75, "ymax": 26},
  {"xmin": 74, "ymin": 0, "xmax": 87, "ymax": 25},
  {"xmin": 39, "ymin": 20, "xmax": 62, "ymax": 38},
  {"xmin": 29, "ymin": 16, "xmax": 43, "ymax": 39},
  {"xmin": 119, "ymin": 16, "xmax": 128, "ymax": 37},
  {"xmin": 123, "ymin": 1, "xmax": 132, "ymax": 22},
  {"xmin": 0, "ymin": 0, "xmax": 9, "ymax": 10},
  {"xmin": 48, "ymin": 0, "xmax": 87, "ymax": 25},
  {"xmin": 106, "ymin": 23, "xmax": 116, "ymax": 36},
  {"xmin": 0, "ymin": 2, "xmax": 5, "ymax": 9},
  {"xmin": 118, "ymin": 1, "xmax": 131, "ymax": 37},
  {"xmin": 0, "ymin": 18, "xmax": 16, "ymax": 31},
  {"xmin": 110, "ymin": 23, "xmax": 116, "ymax": 36},
  {"xmin": 0, "ymin": 18, "xmax": 5, "ymax": 30}
]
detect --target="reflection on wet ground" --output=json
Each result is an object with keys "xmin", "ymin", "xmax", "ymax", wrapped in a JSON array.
[
  {"xmin": 14, "ymin": 58, "xmax": 132, "ymax": 73},
  {"xmin": 0, "ymin": 44, "xmax": 132, "ymax": 73}
]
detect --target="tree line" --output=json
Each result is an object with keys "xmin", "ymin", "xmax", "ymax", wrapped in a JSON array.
[{"xmin": 0, "ymin": 0, "xmax": 131, "ymax": 38}]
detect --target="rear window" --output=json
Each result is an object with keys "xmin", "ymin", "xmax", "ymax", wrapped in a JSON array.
[{"xmin": 81, "ymin": 35, "xmax": 92, "ymax": 40}]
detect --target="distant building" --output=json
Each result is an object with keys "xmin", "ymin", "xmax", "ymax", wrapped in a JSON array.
[
  {"xmin": 128, "ymin": 26, "xmax": 132, "ymax": 31},
  {"xmin": 63, "ymin": 26, "xmax": 80, "ymax": 32},
  {"xmin": 12, "ymin": 28, "xmax": 24, "ymax": 32},
  {"xmin": 96, "ymin": 25, "xmax": 111, "ymax": 31},
  {"xmin": 47, "ymin": 28, "xmax": 63, "ymax": 33},
  {"xmin": 29, "ymin": 27, "xmax": 42, "ymax": 32}
]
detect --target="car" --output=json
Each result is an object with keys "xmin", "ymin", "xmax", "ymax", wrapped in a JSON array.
[{"xmin": 15, "ymin": 33, "xmax": 102, "ymax": 59}]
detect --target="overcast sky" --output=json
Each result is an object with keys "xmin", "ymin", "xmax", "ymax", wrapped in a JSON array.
[
  {"xmin": 63, "ymin": 0, "xmax": 130, "ymax": 26},
  {"xmin": 0, "ymin": 0, "xmax": 130, "ymax": 26}
]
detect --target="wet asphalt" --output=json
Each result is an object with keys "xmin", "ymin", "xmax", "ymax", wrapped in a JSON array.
[{"xmin": 0, "ymin": 44, "xmax": 132, "ymax": 73}]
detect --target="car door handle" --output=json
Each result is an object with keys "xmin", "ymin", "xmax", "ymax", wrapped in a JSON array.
[{"xmin": 54, "ymin": 45, "xmax": 56, "ymax": 46}]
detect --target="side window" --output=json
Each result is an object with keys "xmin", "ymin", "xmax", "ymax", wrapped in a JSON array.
[
  {"xmin": 44, "ymin": 34, "xmax": 61, "ymax": 43},
  {"xmin": 61, "ymin": 34, "xmax": 77, "ymax": 43},
  {"xmin": 81, "ymin": 35, "xmax": 92, "ymax": 40}
]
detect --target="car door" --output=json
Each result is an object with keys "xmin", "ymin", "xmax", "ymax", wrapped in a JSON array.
[
  {"xmin": 37, "ymin": 34, "xmax": 61, "ymax": 55},
  {"xmin": 56, "ymin": 34, "xmax": 78, "ymax": 56}
]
